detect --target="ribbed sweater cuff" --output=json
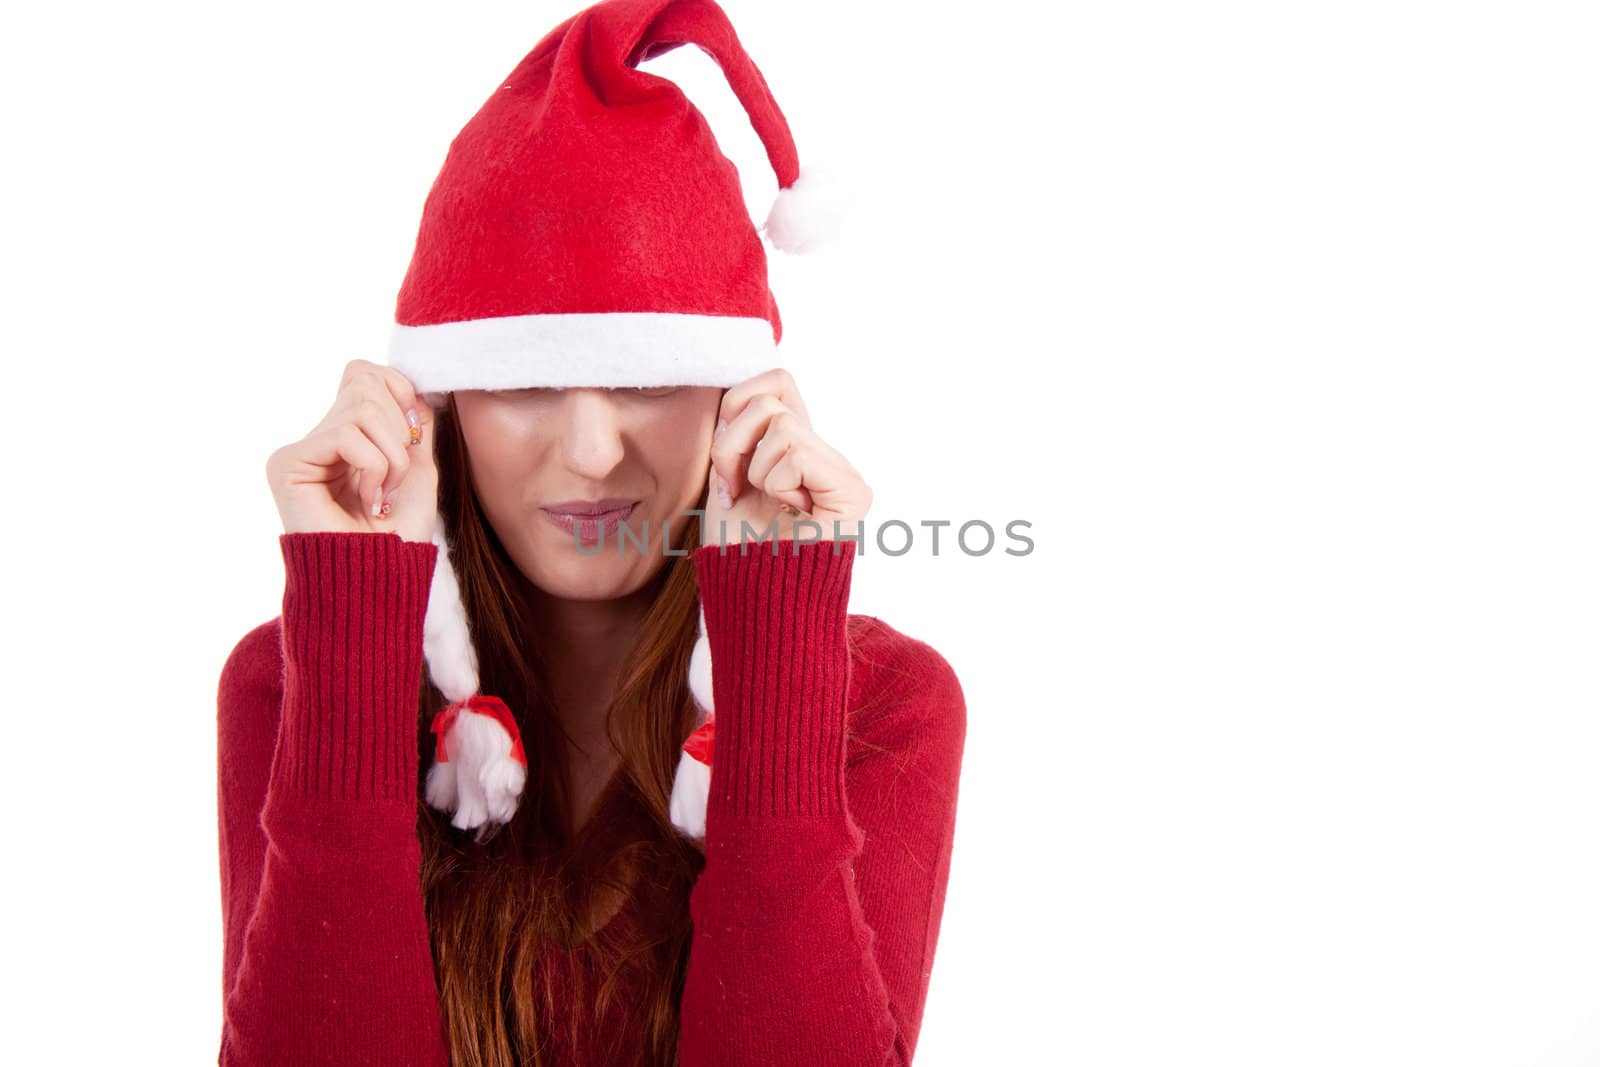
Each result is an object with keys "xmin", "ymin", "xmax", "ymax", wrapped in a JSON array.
[
  {"xmin": 276, "ymin": 531, "xmax": 439, "ymax": 803},
  {"xmin": 692, "ymin": 538, "xmax": 856, "ymax": 818}
]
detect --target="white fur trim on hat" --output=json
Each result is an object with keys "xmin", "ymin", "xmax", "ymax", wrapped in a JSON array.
[{"xmin": 388, "ymin": 311, "xmax": 778, "ymax": 402}]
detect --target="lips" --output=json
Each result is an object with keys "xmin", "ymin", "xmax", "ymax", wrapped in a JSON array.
[
  {"xmin": 542, "ymin": 498, "xmax": 639, "ymax": 516},
  {"xmin": 540, "ymin": 499, "xmax": 640, "ymax": 544}
]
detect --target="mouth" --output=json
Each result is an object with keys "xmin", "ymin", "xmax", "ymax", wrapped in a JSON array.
[
  {"xmin": 539, "ymin": 499, "xmax": 640, "ymax": 543},
  {"xmin": 542, "ymin": 497, "xmax": 640, "ymax": 516}
]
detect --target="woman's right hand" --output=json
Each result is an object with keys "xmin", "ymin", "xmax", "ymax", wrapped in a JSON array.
[{"xmin": 266, "ymin": 359, "xmax": 440, "ymax": 545}]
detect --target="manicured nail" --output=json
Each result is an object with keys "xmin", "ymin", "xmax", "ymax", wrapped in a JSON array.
[
  {"xmin": 714, "ymin": 418, "xmax": 727, "ymax": 440},
  {"xmin": 405, "ymin": 409, "xmax": 422, "ymax": 446},
  {"xmin": 715, "ymin": 473, "xmax": 733, "ymax": 510}
]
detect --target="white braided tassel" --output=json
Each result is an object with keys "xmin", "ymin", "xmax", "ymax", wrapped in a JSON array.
[
  {"xmin": 420, "ymin": 510, "xmax": 708, "ymax": 842},
  {"xmin": 668, "ymin": 603, "xmax": 715, "ymax": 840},
  {"xmin": 420, "ymin": 511, "xmax": 528, "ymax": 840}
]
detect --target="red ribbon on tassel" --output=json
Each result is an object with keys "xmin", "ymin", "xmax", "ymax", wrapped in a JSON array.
[
  {"xmin": 430, "ymin": 694, "xmax": 527, "ymax": 766},
  {"xmin": 682, "ymin": 716, "xmax": 715, "ymax": 765}
]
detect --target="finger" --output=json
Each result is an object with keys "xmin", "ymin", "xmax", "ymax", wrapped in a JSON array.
[
  {"xmin": 343, "ymin": 360, "xmax": 435, "ymax": 451},
  {"xmin": 756, "ymin": 444, "xmax": 815, "ymax": 514},
  {"xmin": 743, "ymin": 410, "xmax": 807, "ymax": 499},
  {"xmin": 716, "ymin": 367, "xmax": 811, "ymax": 434},
  {"xmin": 703, "ymin": 456, "xmax": 730, "ymax": 515},
  {"xmin": 748, "ymin": 415, "xmax": 852, "ymax": 487},
  {"xmin": 372, "ymin": 366, "xmax": 435, "ymax": 445},
  {"xmin": 403, "ymin": 394, "xmax": 435, "ymax": 454},
  {"xmin": 756, "ymin": 434, "xmax": 861, "ymax": 517},
  {"xmin": 711, "ymin": 393, "xmax": 792, "ymax": 498},
  {"xmin": 343, "ymin": 358, "xmax": 422, "ymax": 415},
  {"xmin": 304, "ymin": 421, "xmax": 390, "ymax": 519},
  {"xmin": 344, "ymin": 392, "xmax": 415, "ymax": 502}
]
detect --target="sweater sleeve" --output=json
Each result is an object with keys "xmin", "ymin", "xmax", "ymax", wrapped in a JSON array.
[
  {"xmin": 679, "ymin": 539, "xmax": 968, "ymax": 1066},
  {"xmin": 216, "ymin": 531, "xmax": 452, "ymax": 1067}
]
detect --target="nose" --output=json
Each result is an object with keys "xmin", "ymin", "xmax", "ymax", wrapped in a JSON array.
[{"xmin": 555, "ymin": 388, "xmax": 627, "ymax": 479}]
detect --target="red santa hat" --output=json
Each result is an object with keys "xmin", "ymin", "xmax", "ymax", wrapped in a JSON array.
[{"xmin": 387, "ymin": 0, "xmax": 840, "ymax": 842}]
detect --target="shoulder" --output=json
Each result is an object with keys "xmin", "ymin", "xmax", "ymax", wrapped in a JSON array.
[
  {"xmin": 217, "ymin": 617, "xmax": 285, "ymax": 741},
  {"xmin": 219, "ymin": 616, "xmax": 284, "ymax": 701},
  {"xmin": 844, "ymin": 613, "xmax": 967, "ymax": 749}
]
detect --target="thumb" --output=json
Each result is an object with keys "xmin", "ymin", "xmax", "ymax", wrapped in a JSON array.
[
  {"xmin": 705, "ymin": 454, "xmax": 732, "ymax": 515},
  {"xmin": 408, "ymin": 394, "xmax": 440, "ymax": 466}
]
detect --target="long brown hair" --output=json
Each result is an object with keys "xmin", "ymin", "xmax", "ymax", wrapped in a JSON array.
[{"xmin": 415, "ymin": 393, "xmax": 708, "ymax": 1065}]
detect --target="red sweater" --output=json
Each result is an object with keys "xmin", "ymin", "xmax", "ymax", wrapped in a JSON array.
[{"xmin": 216, "ymin": 532, "xmax": 966, "ymax": 1065}]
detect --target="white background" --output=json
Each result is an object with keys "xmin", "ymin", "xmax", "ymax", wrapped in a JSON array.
[{"xmin": 4, "ymin": 1, "xmax": 1597, "ymax": 1063}]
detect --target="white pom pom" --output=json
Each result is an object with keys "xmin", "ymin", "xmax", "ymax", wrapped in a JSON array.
[
  {"xmin": 425, "ymin": 710, "xmax": 527, "ymax": 835},
  {"xmin": 669, "ymin": 748, "xmax": 712, "ymax": 840},
  {"xmin": 424, "ymin": 755, "xmax": 459, "ymax": 813},
  {"xmin": 761, "ymin": 163, "xmax": 844, "ymax": 254}
]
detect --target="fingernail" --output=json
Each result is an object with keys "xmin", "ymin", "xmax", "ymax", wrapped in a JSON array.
[
  {"xmin": 371, "ymin": 490, "xmax": 384, "ymax": 519},
  {"xmin": 714, "ymin": 418, "xmax": 727, "ymax": 440},
  {"xmin": 715, "ymin": 474, "xmax": 733, "ymax": 510},
  {"xmin": 406, "ymin": 409, "xmax": 421, "ymax": 446}
]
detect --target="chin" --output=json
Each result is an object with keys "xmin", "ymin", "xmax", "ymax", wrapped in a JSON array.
[
  {"xmin": 548, "ymin": 555, "xmax": 662, "ymax": 601},
  {"xmin": 527, "ymin": 529, "xmax": 662, "ymax": 591}
]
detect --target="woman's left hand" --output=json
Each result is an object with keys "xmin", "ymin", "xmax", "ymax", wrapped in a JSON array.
[{"xmin": 702, "ymin": 368, "xmax": 872, "ymax": 547}]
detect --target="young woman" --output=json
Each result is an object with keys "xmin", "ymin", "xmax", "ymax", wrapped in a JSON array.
[{"xmin": 216, "ymin": 1, "xmax": 965, "ymax": 1064}]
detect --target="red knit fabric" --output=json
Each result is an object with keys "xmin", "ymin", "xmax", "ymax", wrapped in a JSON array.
[
  {"xmin": 393, "ymin": 0, "xmax": 792, "ymax": 338},
  {"xmin": 216, "ymin": 531, "xmax": 966, "ymax": 1065}
]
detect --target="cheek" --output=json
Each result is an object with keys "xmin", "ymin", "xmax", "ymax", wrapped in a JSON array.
[
  {"xmin": 458, "ymin": 409, "xmax": 543, "ymax": 496},
  {"xmin": 652, "ymin": 389, "xmax": 720, "ymax": 457},
  {"xmin": 640, "ymin": 418, "xmax": 711, "ymax": 490}
]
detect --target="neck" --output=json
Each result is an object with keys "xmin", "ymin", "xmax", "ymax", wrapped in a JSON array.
[{"xmin": 522, "ymin": 581, "xmax": 656, "ymax": 757}]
